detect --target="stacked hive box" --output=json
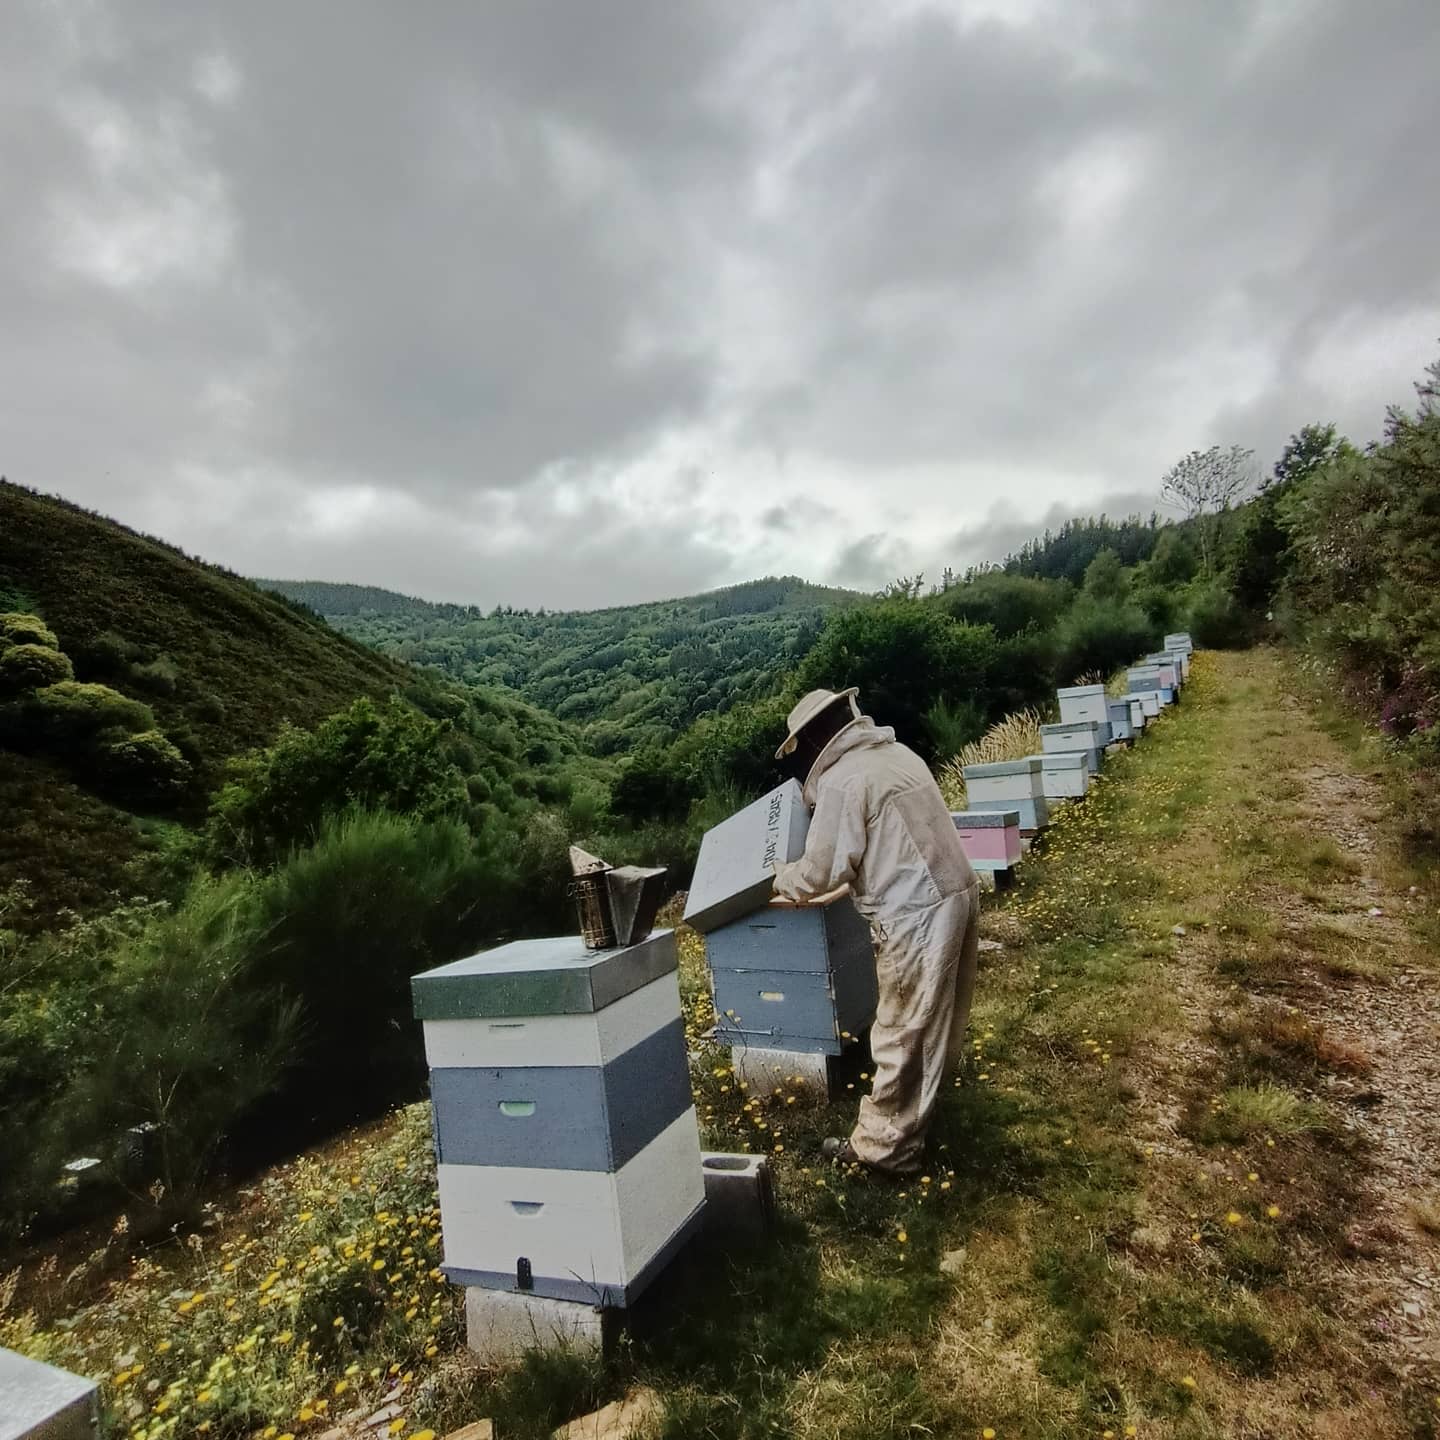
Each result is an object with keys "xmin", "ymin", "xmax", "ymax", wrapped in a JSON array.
[
  {"xmin": 1041, "ymin": 720, "xmax": 1109, "ymax": 774},
  {"xmin": 687, "ymin": 782, "xmax": 877, "ymax": 1060},
  {"xmin": 1128, "ymin": 666, "xmax": 1173, "ymax": 705},
  {"xmin": 962, "ymin": 756, "xmax": 1049, "ymax": 832},
  {"xmin": 1057, "ymin": 683, "xmax": 1108, "ymax": 726},
  {"xmin": 950, "ymin": 809, "xmax": 1022, "ymax": 874},
  {"xmin": 412, "ymin": 932, "xmax": 704, "ymax": 1307},
  {"xmin": 1038, "ymin": 750, "xmax": 1090, "ymax": 800},
  {"xmin": 1143, "ymin": 653, "xmax": 1185, "ymax": 689},
  {"xmin": 1105, "ymin": 697, "xmax": 1136, "ymax": 743}
]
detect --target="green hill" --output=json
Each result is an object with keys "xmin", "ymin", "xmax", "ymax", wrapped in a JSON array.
[
  {"xmin": 0, "ymin": 482, "xmax": 591, "ymax": 926},
  {"xmin": 260, "ymin": 575, "xmax": 856, "ymax": 754}
]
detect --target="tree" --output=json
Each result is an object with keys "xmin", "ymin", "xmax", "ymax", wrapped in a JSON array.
[
  {"xmin": 1269, "ymin": 423, "xmax": 1348, "ymax": 492},
  {"xmin": 1160, "ymin": 445, "xmax": 1257, "ymax": 575},
  {"xmin": 1082, "ymin": 548, "xmax": 1128, "ymax": 603}
]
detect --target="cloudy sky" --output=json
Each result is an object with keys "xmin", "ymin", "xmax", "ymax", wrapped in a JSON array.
[{"xmin": 4, "ymin": 1, "xmax": 1438, "ymax": 609}]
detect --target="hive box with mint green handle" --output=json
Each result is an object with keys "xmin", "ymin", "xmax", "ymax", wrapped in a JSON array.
[{"xmin": 412, "ymin": 931, "xmax": 704, "ymax": 1307}]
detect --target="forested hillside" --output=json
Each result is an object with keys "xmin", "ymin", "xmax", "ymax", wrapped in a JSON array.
[{"xmin": 262, "ymin": 575, "xmax": 854, "ymax": 754}]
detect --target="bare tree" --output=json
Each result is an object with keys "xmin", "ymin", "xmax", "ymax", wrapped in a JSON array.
[{"xmin": 1160, "ymin": 445, "xmax": 1256, "ymax": 575}]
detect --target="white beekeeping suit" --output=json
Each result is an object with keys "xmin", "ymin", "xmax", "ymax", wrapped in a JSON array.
[{"xmin": 772, "ymin": 691, "xmax": 980, "ymax": 1175}]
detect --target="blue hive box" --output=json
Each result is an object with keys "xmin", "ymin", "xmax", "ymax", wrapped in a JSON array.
[
  {"xmin": 413, "ymin": 931, "xmax": 704, "ymax": 1307},
  {"xmin": 707, "ymin": 899, "xmax": 877, "ymax": 1056}
]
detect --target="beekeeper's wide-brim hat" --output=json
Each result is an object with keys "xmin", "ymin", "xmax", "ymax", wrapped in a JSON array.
[{"xmin": 775, "ymin": 687, "xmax": 860, "ymax": 759}]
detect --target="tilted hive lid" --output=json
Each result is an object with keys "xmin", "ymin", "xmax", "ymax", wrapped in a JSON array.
[
  {"xmin": 683, "ymin": 780, "xmax": 809, "ymax": 933},
  {"xmin": 1041, "ymin": 721, "xmax": 1101, "ymax": 736},
  {"xmin": 1040, "ymin": 751, "xmax": 1088, "ymax": 770},
  {"xmin": 1057, "ymin": 684, "xmax": 1106, "ymax": 699},
  {"xmin": 412, "ymin": 930, "xmax": 677, "ymax": 1020},
  {"xmin": 951, "ymin": 810, "xmax": 1020, "ymax": 829},
  {"xmin": 962, "ymin": 756, "xmax": 1043, "ymax": 778}
]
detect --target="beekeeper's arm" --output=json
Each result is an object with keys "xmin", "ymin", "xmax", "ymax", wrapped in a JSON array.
[{"xmin": 773, "ymin": 777, "xmax": 868, "ymax": 903}]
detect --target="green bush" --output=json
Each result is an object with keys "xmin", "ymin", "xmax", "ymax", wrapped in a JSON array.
[
  {"xmin": 0, "ymin": 612, "xmax": 58, "ymax": 650},
  {"xmin": 207, "ymin": 697, "xmax": 469, "ymax": 868},
  {"xmin": 937, "ymin": 571, "xmax": 1071, "ymax": 639},
  {"xmin": 0, "ymin": 642, "xmax": 73, "ymax": 696},
  {"xmin": 1188, "ymin": 584, "xmax": 1253, "ymax": 649},
  {"xmin": 102, "ymin": 729, "xmax": 193, "ymax": 803},
  {"xmin": 23, "ymin": 680, "xmax": 155, "ymax": 743},
  {"xmin": 1052, "ymin": 598, "xmax": 1155, "ymax": 684}
]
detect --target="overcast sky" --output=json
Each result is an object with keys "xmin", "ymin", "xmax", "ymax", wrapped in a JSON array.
[{"xmin": 3, "ymin": 1, "xmax": 1438, "ymax": 609}]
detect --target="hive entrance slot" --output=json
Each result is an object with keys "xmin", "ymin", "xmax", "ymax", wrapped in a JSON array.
[{"xmin": 499, "ymin": 1100, "xmax": 537, "ymax": 1118}]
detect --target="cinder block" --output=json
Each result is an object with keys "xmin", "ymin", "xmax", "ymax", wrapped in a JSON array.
[
  {"xmin": 0, "ymin": 1347, "xmax": 98, "ymax": 1440},
  {"xmin": 729, "ymin": 1047, "xmax": 831, "ymax": 1091},
  {"xmin": 684, "ymin": 781, "xmax": 809, "ymax": 933},
  {"xmin": 701, "ymin": 1153, "xmax": 777, "ymax": 1241},
  {"xmin": 1057, "ymin": 684, "xmax": 1108, "ymax": 726},
  {"xmin": 463, "ymin": 1287, "xmax": 611, "ymax": 1364},
  {"xmin": 951, "ymin": 810, "xmax": 1022, "ymax": 871}
]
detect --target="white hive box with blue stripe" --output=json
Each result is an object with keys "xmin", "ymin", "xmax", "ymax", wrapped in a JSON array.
[
  {"xmin": 962, "ymin": 756, "xmax": 1049, "ymax": 831},
  {"xmin": 686, "ymin": 781, "xmax": 878, "ymax": 1056},
  {"xmin": 1041, "ymin": 719, "xmax": 1109, "ymax": 774},
  {"xmin": 412, "ymin": 932, "xmax": 704, "ymax": 1307},
  {"xmin": 1106, "ymin": 697, "xmax": 1137, "ymax": 742}
]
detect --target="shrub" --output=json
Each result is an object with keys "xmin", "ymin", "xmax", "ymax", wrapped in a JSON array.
[
  {"xmin": 1052, "ymin": 598, "xmax": 1155, "ymax": 684},
  {"xmin": 937, "ymin": 572, "xmax": 1071, "ymax": 639},
  {"xmin": 22, "ymin": 680, "xmax": 154, "ymax": 743},
  {"xmin": 0, "ymin": 612, "xmax": 58, "ymax": 650},
  {"xmin": 101, "ymin": 729, "xmax": 193, "ymax": 803},
  {"xmin": 0, "ymin": 643, "xmax": 73, "ymax": 697},
  {"xmin": 207, "ymin": 697, "xmax": 469, "ymax": 868},
  {"xmin": 1188, "ymin": 584, "xmax": 1253, "ymax": 649}
]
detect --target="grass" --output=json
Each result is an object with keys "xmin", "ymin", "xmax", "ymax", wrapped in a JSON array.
[
  {"xmin": 938, "ymin": 708, "xmax": 1045, "ymax": 808},
  {"xmin": 9, "ymin": 647, "xmax": 1440, "ymax": 1437}
]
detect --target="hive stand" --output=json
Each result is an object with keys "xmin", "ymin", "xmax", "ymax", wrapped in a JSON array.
[
  {"xmin": 963, "ymin": 756, "xmax": 1049, "ymax": 834},
  {"xmin": 0, "ymin": 1347, "xmax": 98, "ymax": 1440},
  {"xmin": 412, "ymin": 930, "xmax": 706, "ymax": 1359}
]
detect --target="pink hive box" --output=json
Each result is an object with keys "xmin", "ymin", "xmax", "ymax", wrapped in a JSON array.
[{"xmin": 950, "ymin": 810, "xmax": 1023, "ymax": 872}]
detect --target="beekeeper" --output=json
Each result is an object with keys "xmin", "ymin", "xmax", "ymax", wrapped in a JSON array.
[{"xmin": 771, "ymin": 687, "xmax": 981, "ymax": 1175}]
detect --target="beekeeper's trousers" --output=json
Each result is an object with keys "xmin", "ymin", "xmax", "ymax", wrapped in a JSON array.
[{"xmin": 849, "ymin": 880, "xmax": 981, "ymax": 1174}]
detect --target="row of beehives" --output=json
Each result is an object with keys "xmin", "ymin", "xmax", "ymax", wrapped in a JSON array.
[{"xmin": 951, "ymin": 631, "xmax": 1194, "ymax": 875}]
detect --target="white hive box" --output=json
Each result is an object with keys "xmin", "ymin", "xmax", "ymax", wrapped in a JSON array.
[
  {"xmin": 1164, "ymin": 632, "xmax": 1193, "ymax": 654},
  {"xmin": 684, "ymin": 780, "xmax": 809, "ymax": 934},
  {"xmin": 1132, "ymin": 690, "xmax": 1162, "ymax": 719},
  {"xmin": 1041, "ymin": 719, "xmax": 1111, "ymax": 754},
  {"xmin": 962, "ymin": 756, "xmax": 1048, "ymax": 831},
  {"xmin": 1035, "ymin": 750, "xmax": 1090, "ymax": 801},
  {"xmin": 0, "ymin": 1348, "xmax": 98, "ymax": 1440},
  {"xmin": 1127, "ymin": 696, "xmax": 1147, "ymax": 730},
  {"xmin": 1057, "ymin": 684, "xmax": 1108, "ymax": 726},
  {"xmin": 412, "ymin": 932, "xmax": 704, "ymax": 1307},
  {"xmin": 707, "ymin": 898, "xmax": 876, "ymax": 1055}
]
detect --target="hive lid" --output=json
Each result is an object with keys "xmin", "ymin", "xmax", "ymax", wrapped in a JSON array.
[
  {"xmin": 1057, "ymin": 684, "xmax": 1106, "ymax": 698},
  {"xmin": 412, "ymin": 930, "xmax": 677, "ymax": 1020},
  {"xmin": 683, "ymin": 780, "xmax": 809, "ymax": 934},
  {"xmin": 951, "ymin": 810, "xmax": 1020, "ymax": 829},
  {"xmin": 0, "ymin": 1348, "xmax": 97, "ymax": 1440},
  {"xmin": 962, "ymin": 756, "xmax": 1043, "ymax": 778},
  {"xmin": 1039, "ymin": 751, "xmax": 1088, "ymax": 769},
  {"xmin": 1041, "ymin": 720, "xmax": 1101, "ymax": 735}
]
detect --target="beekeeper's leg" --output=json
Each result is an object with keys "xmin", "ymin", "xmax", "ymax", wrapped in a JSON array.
[{"xmin": 849, "ymin": 883, "xmax": 980, "ymax": 1173}]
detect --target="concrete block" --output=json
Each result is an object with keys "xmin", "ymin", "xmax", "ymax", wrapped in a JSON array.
[
  {"xmin": 951, "ymin": 810, "xmax": 1022, "ymax": 871},
  {"xmin": 463, "ymin": 1287, "xmax": 610, "ymax": 1364},
  {"xmin": 413, "ymin": 931, "xmax": 677, "ymax": 1021},
  {"xmin": 684, "ymin": 781, "xmax": 809, "ymax": 933},
  {"xmin": 1057, "ymin": 684, "xmax": 1108, "ymax": 725},
  {"xmin": 700, "ymin": 1152, "xmax": 776, "ymax": 1240},
  {"xmin": 729, "ymin": 1046, "xmax": 831, "ymax": 1091},
  {"xmin": 0, "ymin": 1347, "xmax": 98, "ymax": 1440}
]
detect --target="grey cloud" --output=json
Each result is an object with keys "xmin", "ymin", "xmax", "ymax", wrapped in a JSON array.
[{"xmin": 2, "ymin": 0, "xmax": 1438, "ymax": 608}]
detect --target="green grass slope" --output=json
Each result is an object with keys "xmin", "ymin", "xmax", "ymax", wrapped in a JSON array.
[{"xmin": 261, "ymin": 574, "xmax": 856, "ymax": 753}]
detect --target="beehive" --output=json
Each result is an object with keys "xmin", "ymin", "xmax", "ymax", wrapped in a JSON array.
[
  {"xmin": 1036, "ymin": 750, "xmax": 1090, "ymax": 800},
  {"xmin": 684, "ymin": 780, "xmax": 809, "ymax": 934},
  {"xmin": 1143, "ymin": 653, "xmax": 1183, "ymax": 689},
  {"xmin": 1057, "ymin": 683, "xmax": 1108, "ymax": 726},
  {"xmin": 1127, "ymin": 667, "xmax": 1173, "ymax": 705},
  {"xmin": 1132, "ymin": 690, "xmax": 1162, "ymax": 719},
  {"xmin": 1164, "ymin": 632, "xmax": 1193, "ymax": 654},
  {"xmin": 1106, "ymin": 698, "xmax": 1135, "ymax": 743},
  {"xmin": 707, "ymin": 898, "xmax": 877, "ymax": 1056},
  {"xmin": 0, "ymin": 1348, "xmax": 97, "ymax": 1440},
  {"xmin": 412, "ymin": 932, "xmax": 704, "ymax": 1307},
  {"xmin": 1040, "ymin": 721, "xmax": 1106, "ymax": 779},
  {"xmin": 951, "ymin": 809, "xmax": 1022, "ymax": 872},
  {"xmin": 962, "ymin": 756, "xmax": 1049, "ymax": 831},
  {"xmin": 1127, "ymin": 696, "xmax": 1147, "ymax": 731}
]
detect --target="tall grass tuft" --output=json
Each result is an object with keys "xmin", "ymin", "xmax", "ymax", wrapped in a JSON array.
[{"xmin": 938, "ymin": 707, "xmax": 1044, "ymax": 808}]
